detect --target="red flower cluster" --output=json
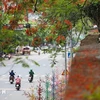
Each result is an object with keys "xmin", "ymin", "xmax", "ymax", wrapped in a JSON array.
[
  {"xmin": 56, "ymin": 35, "xmax": 66, "ymax": 44},
  {"xmin": 9, "ymin": 19, "xmax": 18, "ymax": 29},
  {"xmin": 31, "ymin": 37, "xmax": 41, "ymax": 47},
  {"xmin": 39, "ymin": 23, "xmax": 47, "ymax": 29},
  {"xmin": 45, "ymin": 36, "xmax": 53, "ymax": 42},
  {"xmin": 56, "ymin": 21, "xmax": 62, "ymax": 29},
  {"xmin": 26, "ymin": 27, "xmax": 37, "ymax": 36},
  {"xmin": 74, "ymin": 0, "xmax": 85, "ymax": 5},
  {"xmin": 5, "ymin": 3, "xmax": 22, "ymax": 14},
  {"xmin": 64, "ymin": 20, "xmax": 72, "ymax": 30},
  {"xmin": 44, "ymin": 0, "xmax": 49, "ymax": 3},
  {"xmin": 28, "ymin": 8, "xmax": 33, "ymax": 13},
  {"xmin": 2, "ymin": 25, "xmax": 9, "ymax": 29}
]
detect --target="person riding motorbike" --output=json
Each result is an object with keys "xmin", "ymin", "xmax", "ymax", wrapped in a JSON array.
[
  {"xmin": 9, "ymin": 70, "xmax": 15, "ymax": 81},
  {"xmin": 15, "ymin": 75, "xmax": 21, "ymax": 87},
  {"xmin": 29, "ymin": 69, "xmax": 34, "ymax": 82}
]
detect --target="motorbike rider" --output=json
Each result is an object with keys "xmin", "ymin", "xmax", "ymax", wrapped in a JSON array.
[
  {"xmin": 9, "ymin": 70, "xmax": 15, "ymax": 81},
  {"xmin": 15, "ymin": 75, "xmax": 21, "ymax": 87},
  {"xmin": 29, "ymin": 69, "xmax": 34, "ymax": 82}
]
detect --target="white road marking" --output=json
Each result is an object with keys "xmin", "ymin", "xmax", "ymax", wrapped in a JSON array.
[
  {"xmin": 2, "ymin": 75, "xmax": 6, "ymax": 77},
  {"xmin": 0, "ymin": 75, "xmax": 8, "ymax": 79},
  {"xmin": 2, "ymin": 90, "xmax": 6, "ymax": 94}
]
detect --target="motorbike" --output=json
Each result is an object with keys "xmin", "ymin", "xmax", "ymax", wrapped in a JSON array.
[
  {"xmin": 9, "ymin": 76, "xmax": 14, "ymax": 84},
  {"xmin": 2, "ymin": 53, "xmax": 11, "ymax": 60},
  {"xmin": 28, "ymin": 75, "xmax": 33, "ymax": 83},
  {"xmin": 15, "ymin": 83, "xmax": 20, "ymax": 90}
]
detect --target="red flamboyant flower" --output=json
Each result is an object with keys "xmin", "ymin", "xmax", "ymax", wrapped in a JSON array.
[
  {"xmin": 31, "ymin": 37, "xmax": 41, "ymax": 47},
  {"xmin": 25, "ymin": 27, "xmax": 37, "ymax": 36},
  {"xmin": 56, "ymin": 35, "xmax": 66, "ymax": 44},
  {"xmin": 73, "ymin": 0, "xmax": 85, "ymax": 5},
  {"xmin": 44, "ymin": 0, "xmax": 49, "ymax": 3},
  {"xmin": 64, "ymin": 20, "xmax": 72, "ymax": 30},
  {"xmin": 28, "ymin": 9, "xmax": 33, "ymax": 13},
  {"xmin": 25, "ymin": 29, "xmax": 31, "ymax": 36},
  {"xmin": 9, "ymin": 19, "xmax": 18, "ymax": 29},
  {"xmin": 45, "ymin": 36, "xmax": 53, "ymax": 42},
  {"xmin": 31, "ymin": 27, "xmax": 38, "ymax": 33},
  {"xmin": 56, "ymin": 21, "xmax": 62, "ymax": 29},
  {"xmin": 2, "ymin": 25, "xmax": 9, "ymax": 29},
  {"xmin": 17, "ymin": 4, "xmax": 22, "ymax": 11}
]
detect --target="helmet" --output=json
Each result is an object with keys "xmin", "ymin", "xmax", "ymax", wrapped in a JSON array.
[
  {"xmin": 11, "ymin": 70, "xmax": 14, "ymax": 72},
  {"xmin": 30, "ymin": 69, "xmax": 33, "ymax": 71}
]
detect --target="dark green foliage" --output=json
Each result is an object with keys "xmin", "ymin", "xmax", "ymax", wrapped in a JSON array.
[{"xmin": 83, "ymin": 2, "xmax": 100, "ymax": 31}]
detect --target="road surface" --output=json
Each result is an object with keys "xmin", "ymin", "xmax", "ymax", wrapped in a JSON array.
[{"xmin": 0, "ymin": 51, "xmax": 65, "ymax": 100}]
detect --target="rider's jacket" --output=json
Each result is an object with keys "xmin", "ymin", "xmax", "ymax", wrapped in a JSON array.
[
  {"xmin": 10, "ymin": 72, "xmax": 15, "ymax": 77},
  {"xmin": 15, "ymin": 77, "xmax": 21, "ymax": 84}
]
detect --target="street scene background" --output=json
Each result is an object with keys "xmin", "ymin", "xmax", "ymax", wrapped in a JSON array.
[{"xmin": 0, "ymin": 51, "xmax": 65, "ymax": 100}]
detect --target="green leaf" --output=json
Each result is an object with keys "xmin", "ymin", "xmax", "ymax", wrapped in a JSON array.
[
  {"xmin": 13, "ymin": 57, "xmax": 22, "ymax": 62},
  {"xmin": 0, "ymin": 61, "xmax": 6, "ymax": 67},
  {"xmin": 22, "ymin": 62, "xmax": 30, "ymax": 68},
  {"xmin": 14, "ymin": 60, "xmax": 23, "ymax": 64},
  {"xmin": 29, "ymin": 59, "xmax": 40, "ymax": 66}
]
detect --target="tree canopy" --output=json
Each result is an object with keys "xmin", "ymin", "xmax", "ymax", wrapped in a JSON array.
[{"xmin": 0, "ymin": 0, "xmax": 100, "ymax": 54}]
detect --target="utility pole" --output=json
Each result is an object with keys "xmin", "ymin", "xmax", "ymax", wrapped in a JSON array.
[
  {"xmin": 67, "ymin": 31, "xmax": 73, "ymax": 73},
  {"xmin": 64, "ymin": 37, "xmax": 68, "ymax": 90},
  {"xmin": 64, "ymin": 32, "xmax": 73, "ymax": 96}
]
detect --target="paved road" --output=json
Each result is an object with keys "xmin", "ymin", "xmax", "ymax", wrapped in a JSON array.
[{"xmin": 0, "ymin": 51, "xmax": 65, "ymax": 100}]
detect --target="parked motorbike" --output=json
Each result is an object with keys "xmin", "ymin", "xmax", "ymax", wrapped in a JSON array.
[
  {"xmin": 15, "ymin": 83, "xmax": 20, "ymax": 90},
  {"xmin": 28, "ymin": 75, "xmax": 33, "ymax": 83},
  {"xmin": 9, "ymin": 76, "xmax": 14, "ymax": 84},
  {"xmin": 2, "ymin": 53, "xmax": 11, "ymax": 60}
]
